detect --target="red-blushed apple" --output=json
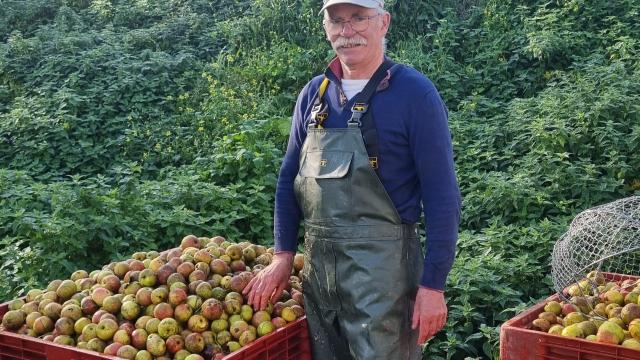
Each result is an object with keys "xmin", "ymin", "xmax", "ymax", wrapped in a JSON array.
[
  {"xmin": 104, "ymin": 342, "xmax": 124, "ymax": 356},
  {"xmin": 129, "ymin": 259, "xmax": 145, "ymax": 271},
  {"xmin": 181, "ymin": 235, "xmax": 201, "ymax": 250},
  {"xmin": 167, "ymin": 257, "xmax": 182, "ymax": 269},
  {"xmin": 165, "ymin": 334, "xmax": 185, "ymax": 354},
  {"xmin": 91, "ymin": 287, "xmax": 111, "ymax": 307},
  {"xmin": 99, "ymin": 312, "xmax": 118, "ymax": 324},
  {"xmin": 118, "ymin": 321, "xmax": 135, "ymax": 334},
  {"xmin": 101, "ymin": 274, "xmax": 121, "ymax": 293},
  {"xmin": 174, "ymin": 303, "xmax": 193, "ymax": 323},
  {"xmin": 131, "ymin": 328, "xmax": 149, "ymax": 350},
  {"xmin": 91, "ymin": 309, "xmax": 108, "ymax": 324},
  {"xmin": 210, "ymin": 259, "xmax": 229, "ymax": 276},
  {"xmin": 169, "ymin": 288, "xmax": 188, "ymax": 307},
  {"xmin": 153, "ymin": 302, "xmax": 174, "ymax": 320},
  {"xmin": 189, "ymin": 270, "xmax": 207, "ymax": 283},
  {"xmin": 177, "ymin": 262, "xmax": 195, "ymax": 279},
  {"xmin": 201, "ymin": 299, "xmax": 224, "ymax": 321},
  {"xmin": 166, "ymin": 248, "xmax": 183, "ymax": 260},
  {"xmin": 135, "ymin": 287, "xmax": 153, "ymax": 307},
  {"xmin": 157, "ymin": 264, "xmax": 175, "ymax": 285},
  {"xmin": 54, "ymin": 317, "xmax": 74, "ymax": 336},
  {"xmin": 184, "ymin": 332, "xmax": 205, "ymax": 354}
]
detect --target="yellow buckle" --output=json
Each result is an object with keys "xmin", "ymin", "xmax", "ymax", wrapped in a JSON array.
[
  {"xmin": 353, "ymin": 103, "xmax": 367, "ymax": 112},
  {"xmin": 369, "ymin": 157, "xmax": 378, "ymax": 169}
]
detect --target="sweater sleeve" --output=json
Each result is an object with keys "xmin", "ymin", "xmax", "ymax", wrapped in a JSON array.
[
  {"xmin": 408, "ymin": 87, "xmax": 461, "ymax": 290},
  {"xmin": 273, "ymin": 82, "xmax": 313, "ymax": 252}
]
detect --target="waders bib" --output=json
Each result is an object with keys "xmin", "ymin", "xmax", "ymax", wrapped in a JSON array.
[{"xmin": 294, "ymin": 62, "xmax": 423, "ymax": 360}]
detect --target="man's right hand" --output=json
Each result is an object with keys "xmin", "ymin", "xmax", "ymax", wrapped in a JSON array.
[{"xmin": 242, "ymin": 252, "xmax": 294, "ymax": 311}]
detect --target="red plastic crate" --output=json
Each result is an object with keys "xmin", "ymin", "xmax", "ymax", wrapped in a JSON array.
[
  {"xmin": 0, "ymin": 299, "xmax": 311, "ymax": 360},
  {"xmin": 223, "ymin": 317, "xmax": 311, "ymax": 360},
  {"xmin": 500, "ymin": 273, "xmax": 640, "ymax": 360}
]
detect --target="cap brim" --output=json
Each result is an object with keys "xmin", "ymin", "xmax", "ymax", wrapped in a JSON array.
[{"xmin": 319, "ymin": 0, "xmax": 380, "ymax": 15}]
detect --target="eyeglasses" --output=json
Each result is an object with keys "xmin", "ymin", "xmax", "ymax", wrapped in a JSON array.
[{"xmin": 323, "ymin": 14, "xmax": 381, "ymax": 34}]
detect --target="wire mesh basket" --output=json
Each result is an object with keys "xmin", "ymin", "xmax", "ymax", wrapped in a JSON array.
[{"xmin": 551, "ymin": 196, "xmax": 640, "ymax": 305}]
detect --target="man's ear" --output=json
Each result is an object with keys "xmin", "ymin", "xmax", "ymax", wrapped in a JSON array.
[
  {"xmin": 381, "ymin": 12, "xmax": 391, "ymax": 33},
  {"xmin": 323, "ymin": 11, "xmax": 332, "ymax": 41}
]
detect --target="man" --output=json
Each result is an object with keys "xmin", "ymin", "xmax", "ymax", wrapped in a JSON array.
[{"xmin": 243, "ymin": 0, "xmax": 461, "ymax": 358}]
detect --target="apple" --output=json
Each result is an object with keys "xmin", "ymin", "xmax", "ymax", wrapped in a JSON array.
[
  {"xmin": 139, "ymin": 269, "xmax": 157, "ymax": 287},
  {"xmin": 153, "ymin": 302, "xmax": 174, "ymax": 320},
  {"xmin": 146, "ymin": 333, "xmax": 167, "ymax": 357},
  {"xmin": 96, "ymin": 318, "xmax": 118, "ymax": 341},
  {"xmin": 187, "ymin": 314, "xmax": 209, "ymax": 333},
  {"xmin": 131, "ymin": 328, "xmax": 149, "ymax": 350},
  {"xmin": 165, "ymin": 334, "xmax": 185, "ymax": 354}
]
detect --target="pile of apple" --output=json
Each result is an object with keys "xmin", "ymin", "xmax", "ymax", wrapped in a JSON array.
[
  {"xmin": 531, "ymin": 270, "xmax": 640, "ymax": 349},
  {"xmin": 1, "ymin": 235, "xmax": 306, "ymax": 360}
]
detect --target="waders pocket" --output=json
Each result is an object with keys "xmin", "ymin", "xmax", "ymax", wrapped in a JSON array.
[{"xmin": 295, "ymin": 150, "xmax": 353, "ymax": 223}]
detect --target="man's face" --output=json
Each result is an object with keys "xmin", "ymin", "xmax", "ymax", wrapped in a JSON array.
[{"xmin": 324, "ymin": 3, "xmax": 390, "ymax": 68}]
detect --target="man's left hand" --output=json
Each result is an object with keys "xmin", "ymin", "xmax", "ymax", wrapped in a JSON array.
[{"xmin": 411, "ymin": 287, "xmax": 447, "ymax": 344}]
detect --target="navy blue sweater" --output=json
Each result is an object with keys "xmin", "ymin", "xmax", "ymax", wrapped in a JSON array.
[{"xmin": 274, "ymin": 59, "xmax": 461, "ymax": 290}]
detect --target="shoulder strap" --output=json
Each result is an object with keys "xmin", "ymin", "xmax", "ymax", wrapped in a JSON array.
[
  {"xmin": 348, "ymin": 59, "xmax": 395, "ymax": 171},
  {"xmin": 347, "ymin": 59, "xmax": 394, "ymax": 126},
  {"xmin": 309, "ymin": 78, "xmax": 330, "ymax": 129}
]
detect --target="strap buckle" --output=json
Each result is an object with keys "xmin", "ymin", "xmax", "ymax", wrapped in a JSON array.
[
  {"xmin": 368, "ymin": 157, "xmax": 378, "ymax": 169},
  {"xmin": 316, "ymin": 112, "xmax": 328, "ymax": 123},
  {"xmin": 348, "ymin": 102, "xmax": 369, "ymax": 126},
  {"xmin": 310, "ymin": 104, "xmax": 328, "ymax": 128},
  {"xmin": 352, "ymin": 102, "xmax": 368, "ymax": 113}
]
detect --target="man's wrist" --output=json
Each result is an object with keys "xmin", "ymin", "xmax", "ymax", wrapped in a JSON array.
[
  {"xmin": 419, "ymin": 285, "xmax": 445, "ymax": 294},
  {"xmin": 273, "ymin": 251, "xmax": 295, "ymax": 265}
]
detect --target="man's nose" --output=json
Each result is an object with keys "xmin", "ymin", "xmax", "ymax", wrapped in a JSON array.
[{"xmin": 340, "ymin": 22, "xmax": 356, "ymax": 36}]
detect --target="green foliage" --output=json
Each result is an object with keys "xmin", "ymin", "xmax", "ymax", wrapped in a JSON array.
[
  {"xmin": 0, "ymin": 0, "xmax": 220, "ymax": 180},
  {"xmin": 0, "ymin": 1, "xmax": 58, "ymax": 39},
  {"xmin": 0, "ymin": 168, "xmax": 274, "ymax": 299},
  {"xmin": 454, "ymin": 53, "xmax": 640, "ymax": 232},
  {"xmin": 424, "ymin": 219, "xmax": 564, "ymax": 359},
  {"xmin": 1, "ymin": 0, "xmax": 640, "ymax": 359},
  {"xmin": 213, "ymin": 0, "xmax": 325, "ymax": 52}
]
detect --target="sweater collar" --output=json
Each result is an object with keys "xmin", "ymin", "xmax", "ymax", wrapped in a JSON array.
[{"xmin": 323, "ymin": 57, "xmax": 393, "ymax": 106}]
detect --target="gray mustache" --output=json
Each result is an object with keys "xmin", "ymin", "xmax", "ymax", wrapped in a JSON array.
[{"xmin": 334, "ymin": 37, "xmax": 368, "ymax": 48}]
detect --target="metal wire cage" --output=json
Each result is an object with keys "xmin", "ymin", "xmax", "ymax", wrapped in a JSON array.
[{"xmin": 551, "ymin": 196, "xmax": 640, "ymax": 302}]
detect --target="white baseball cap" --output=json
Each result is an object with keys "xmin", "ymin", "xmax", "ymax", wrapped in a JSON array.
[{"xmin": 319, "ymin": 0, "xmax": 385, "ymax": 14}]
